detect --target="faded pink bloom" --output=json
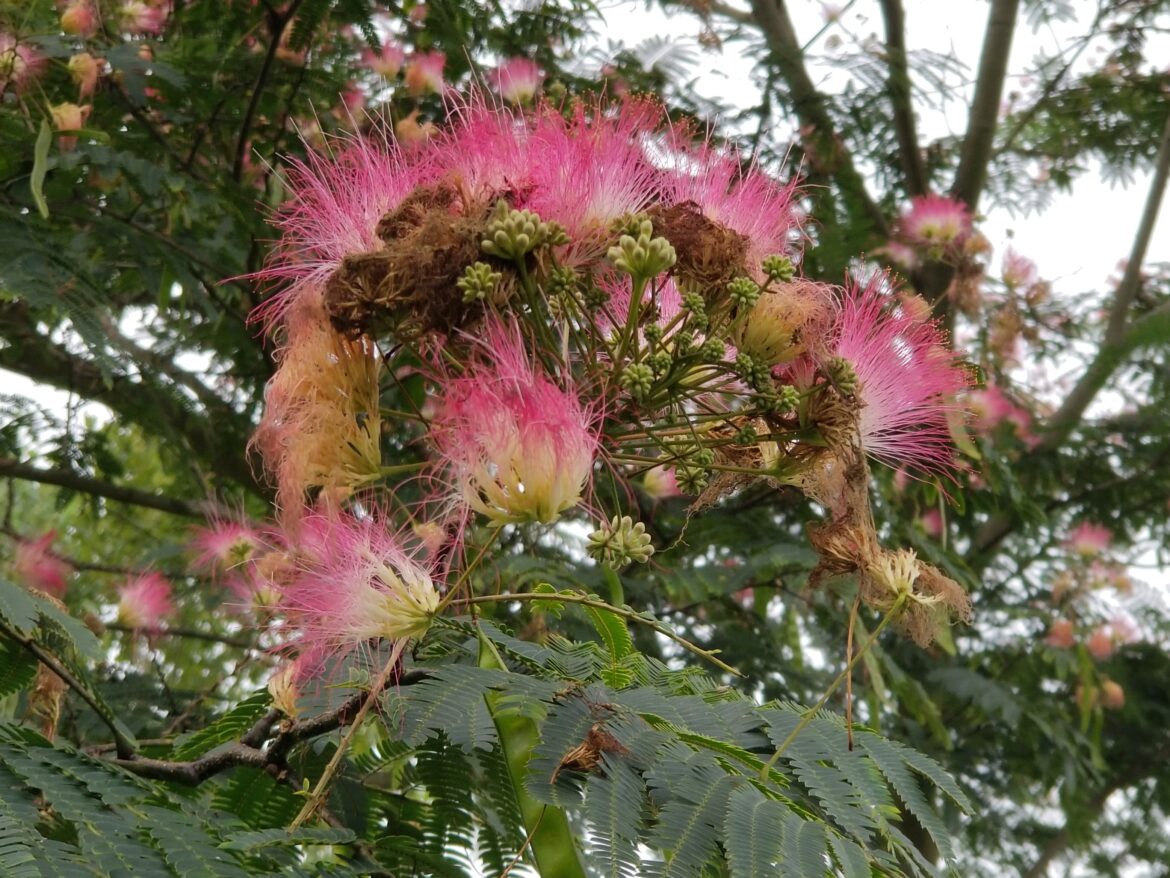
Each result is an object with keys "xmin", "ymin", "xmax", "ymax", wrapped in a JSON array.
[
  {"xmin": 408, "ymin": 4, "xmax": 428, "ymax": 23},
  {"xmin": 1100, "ymin": 679, "xmax": 1125, "ymax": 710},
  {"xmin": 11, "ymin": 532, "xmax": 71, "ymax": 598},
  {"xmin": 362, "ymin": 41, "xmax": 405, "ymax": 78},
  {"xmin": 830, "ymin": 274, "xmax": 970, "ymax": 474},
  {"xmin": 1065, "ymin": 521, "xmax": 1112, "ymax": 557},
  {"xmin": 404, "ymin": 50, "xmax": 445, "ymax": 95},
  {"xmin": 878, "ymin": 240, "xmax": 920, "ymax": 270},
  {"xmin": 900, "ymin": 194, "xmax": 972, "ymax": 251},
  {"xmin": 50, "ymin": 102, "xmax": 91, "ymax": 150},
  {"xmin": 118, "ymin": 0, "xmax": 168, "ymax": 36},
  {"xmin": 490, "ymin": 57, "xmax": 543, "ymax": 104},
  {"xmin": 250, "ymin": 135, "xmax": 422, "ymax": 328},
  {"xmin": 661, "ymin": 141, "xmax": 802, "ymax": 278},
  {"xmin": 1044, "ymin": 618, "xmax": 1075, "ymax": 649},
  {"xmin": 118, "ymin": 572, "xmax": 175, "ymax": 631},
  {"xmin": 0, "ymin": 34, "xmax": 45, "ymax": 94},
  {"xmin": 189, "ymin": 518, "xmax": 262, "ymax": 578},
  {"xmin": 430, "ymin": 318, "xmax": 601, "ymax": 526},
  {"xmin": 919, "ymin": 508, "xmax": 944, "ymax": 538},
  {"xmin": 68, "ymin": 52, "xmax": 101, "ymax": 99},
  {"xmin": 643, "ymin": 465, "xmax": 682, "ymax": 500},
  {"xmin": 1086, "ymin": 625, "xmax": 1115, "ymax": 661},
  {"xmin": 1086, "ymin": 560, "xmax": 1132, "ymax": 593},
  {"xmin": 1001, "ymin": 247, "xmax": 1038, "ymax": 290},
  {"xmin": 61, "ymin": 1, "xmax": 100, "ymax": 37},
  {"xmin": 277, "ymin": 512, "xmax": 438, "ymax": 674},
  {"xmin": 967, "ymin": 383, "xmax": 1033, "ymax": 438}
]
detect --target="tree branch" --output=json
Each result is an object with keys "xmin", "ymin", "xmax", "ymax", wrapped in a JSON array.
[
  {"xmin": 233, "ymin": 1, "xmax": 303, "ymax": 181},
  {"xmin": 748, "ymin": 0, "xmax": 890, "ymax": 239},
  {"xmin": 879, "ymin": 0, "xmax": 927, "ymax": 196},
  {"xmin": 0, "ymin": 457, "xmax": 205, "ymax": 518},
  {"xmin": 951, "ymin": 0, "xmax": 1021, "ymax": 210}
]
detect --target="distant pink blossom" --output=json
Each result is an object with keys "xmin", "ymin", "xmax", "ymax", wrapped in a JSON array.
[
  {"xmin": 404, "ymin": 50, "xmax": 445, "ymax": 95},
  {"xmin": 430, "ymin": 318, "xmax": 601, "ymax": 526},
  {"xmin": 118, "ymin": 0, "xmax": 169, "ymax": 36},
  {"xmin": 362, "ymin": 41, "xmax": 405, "ymax": 78},
  {"xmin": 11, "ymin": 532, "xmax": 71, "ymax": 598},
  {"xmin": 967, "ymin": 383, "xmax": 1033, "ymax": 438},
  {"xmin": 919, "ymin": 508, "xmax": 944, "ymax": 538},
  {"xmin": 1001, "ymin": 247, "xmax": 1039, "ymax": 290},
  {"xmin": 68, "ymin": 52, "xmax": 101, "ymax": 99},
  {"xmin": 51, "ymin": 102, "xmax": 91, "ymax": 150},
  {"xmin": 829, "ymin": 273, "xmax": 970, "ymax": 475},
  {"xmin": 1086, "ymin": 625, "xmax": 1115, "ymax": 661},
  {"xmin": 61, "ymin": 0, "xmax": 99, "ymax": 37},
  {"xmin": 277, "ymin": 512, "xmax": 438, "ymax": 674},
  {"xmin": 643, "ymin": 465, "xmax": 682, "ymax": 500},
  {"xmin": 118, "ymin": 572, "xmax": 174, "ymax": 631},
  {"xmin": 1064, "ymin": 521, "xmax": 1112, "ymax": 557},
  {"xmin": 899, "ymin": 194, "xmax": 972, "ymax": 251},
  {"xmin": 0, "ymin": 34, "xmax": 45, "ymax": 94},
  {"xmin": 1044, "ymin": 618, "xmax": 1075, "ymax": 649},
  {"xmin": 490, "ymin": 57, "xmax": 543, "ymax": 104},
  {"xmin": 189, "ymin": 518, "xmax": 262, "ymax": 578}
]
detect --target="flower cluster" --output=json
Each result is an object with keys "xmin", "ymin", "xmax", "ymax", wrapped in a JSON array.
[{"xmin": 246, "ymin": 93, "xmax": 975, "ymax": 685}]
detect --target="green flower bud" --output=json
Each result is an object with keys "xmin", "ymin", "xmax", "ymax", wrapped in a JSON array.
[
  {"xmin": 727, "ymin": 276, "xmax": 762, "ymax": 308},
  {"xmin": 587, "ymin": 514, "xmax": 656, "ymax": 567},
  {"xmin": 620, "ymin": 363, "xmax": 655, "ymax": 400},
  {"xmin": 456, "ymin": 261, "xmax": 502, "ymax": 303},
  {"xmin": 762, "ymin": 254, "xmax": 796, "ymax": 282}
]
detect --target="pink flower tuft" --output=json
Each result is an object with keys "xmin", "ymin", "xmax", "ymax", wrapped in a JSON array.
[
  {"xmin": 1001, "ymin": 247, "xmax": 1039, "ymax": 290},
  {"xmin": 830, "ymin": 274, "xmax": 970, "ymax": 474},
  {"xmin": 919, "ymin": 508, "xmax": 944, "ymax": 538},
  {"xmin": 68, "ymin": 52, "xmax": 102, "ymax": 99},
  {"xmin": 967, "ymin": 383, "xmax": 1032, "ymax": 438},
  {"xmin": 1085, "ymin": 625, "xmax": 1116, "ymax": 661},
  {"xmin": 118, "ymin": 0, "xmax": 168, "ymax": 36},
  {"xmin": 490, "ymin": 57, "xmax": 543, "ymax": 104},
  {"xmin": 276, "ymin": 512, "xmax": 438, "ymax": 673},
  {"xmin": 643, "ymin": 464, "xmax": 682, "ymax": 500},
  {"xmin": 430, "ymin": 318, "xmax": 601, "ymax": 526},
  {"xmin": 662, "ymin": 142, "xmax": 802, "ymax": 277},
  {"xmin": 61, "ymin": 1, "xmax": 100, "ymax": 37},
  {"xmin": 250, "ymin": 135, "xmax": 422, "ymax": 328},
  {"xmin": 1064, "ymin": 521, "xmax": 1111, "ymax": 557},
  {"xmin": 430, "ymin": 97, "xmax": 535, "ymax": 202},
  {"xmin": 12, "ymin": 532, "xmax": 71, "ymax": 598},
  {"xmin": 362, "ymin": 41, "xmax": 405, "ymax": 78},
  {"xmin": 189, "ymin": 518, "xmax": 262, "ymax": 578},
  {"xmin": 1044, "ymin": 618, "xmax": 1075, "ymax": 650},
  {"xmin": 118, "ymin": 572, "xmax": 175, "ymax": 631},
  {"xmin": 0, "ymin": 34, "xmax": 45, "ymax": 94},
  {"xmin": 404, "ymin": 50, "xmax": 445, "ymax": 95},
  {"xmin": 900, "ymin": 194, "xmax": 972, "ymax": 250}
]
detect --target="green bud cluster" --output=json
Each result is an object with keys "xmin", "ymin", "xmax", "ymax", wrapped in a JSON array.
[
  {"xmin": 481, "ymin": 200, "xmax": 567, "ymax": 260},
  {"xmin": 648, "ymin": 350, "xmax": 673, "ymax": 378},
  {"xmin": 727, "ymin": 276, "xmax": 762, "ymax": 309},
  {"xmin": 699, "ymin": 338, "xmax": 726, "ymax": 363},
  {"xmin": 642, "ymin": 322, "xmax": 665, "ymax": 344},
  {"xmin": 735, "ymin": 423, "xmax": 758, "ymax": 445},
  {"xmin": 762, "ymin": 254, "xmax": 796, "ymax": 282},
  {"xmin": 673, "ymin": 331, "xmax": 695, "ymax": 357},
  {"xmin": 587, "ymin": 514, "xmax": 656, "ymax": 567},
  {"xmin": 674, "ymin": 444, "xmax": 716, "ymax": 494},
  {"xmin": 827, "ymin": 355, "xmax": 860, "ymax": 397},
  {"xmin": 735, "ymin": 351, "xmax": 773, "ymax": 389},
  {"xmin": 456, "ymin": 262, "xmax": 502, "ymax": 303},
  {"xmin": 581, "ymin": 282, "xmax": 609, "ymax": 311},
  {"xmin": 619, "ymin": 363, "xmax": 655, "ymax": 400},
  {"xmin": 608, "ymin": 219, "xmax": 677, "ymax": 279}
]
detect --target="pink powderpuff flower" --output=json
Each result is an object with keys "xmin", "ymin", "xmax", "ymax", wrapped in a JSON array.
[
  {"xmin": 430, "ymin": 318, "xmax": 601, "ymax": 526},
  {"xmin": 1001, "ymin": 247, "xmax": 1039, "ymax": 290},
  {"xmin": 661, "ymin": 141, "xmax": 802, "ymax": 278},
  {"xmin": 362, "ymin": 41, "xmax": 405, "ymax": 78},
  {"xmin": 50, "ymin": 102, "xmax": 91, "ymax": 151},
  {"xmin": 0, "ymin": 34, "xmax": 45, "ymax": 94},
  {"xmin": 118, "ymin": 572, "xmax": 175, "ymax": 631},
  {"xmin": 830, "ymin": 273, "xmax": 970, "ymax": 475},
  {"xmin": 899, "ymin": 194, "xmax": 972, "ymax": 251},
  {"xmin": 277, "ymin": 512, "xmax": 439, "ymax": 674},
  {"xmin": 524, "ymin": 97, "xmax": 664, "ymax": 254},
  {"xmin": 429, "ymin": 96, "xmax": 535, "ymax": 203},
  {"xmin": 643, "ymin": 464, "xmax": 682, "ymax": 500},
  {"xmin": 1099, "ymin": 679, "xmax": 1125, "ymax": 710},
  {"xmin": 118, "ymin": 0, "xmax": 168, "ymax": 36},
  {"xmin": 1086, "ymin": 625, "xmax": 1115, "ymax": 661},
  {"xmin": 249, "ymin": 134, "xmax": 423, "ymax": 329},
  {"xmin": 11, "ymin": 532, "xmax": 71, "ymax": 599},
  {"xmin": 61, "ymin": 0, "xmax": 100, "ymax": 37},
  {"xmin": 1064, "ymin": 521, "xmax": 1111, "ymax": 558},
  {"xmin": 919, "ymin": 508, "xmax": 944, "ymax": 538},
  {"xmin": 404, "ymin": 50, "xmax": 445, "ymax": 95},
  {"xmin": 490, "ymin": 57, "xmax": 543, "ymax": 104},
  {"xmin": 68, "ymin": 52, "xmax": 101, "ymax": 99},
  {"xmin": 1044, "ymin": 618, "xmax": 1075, "ymax": 650},
  {"xmin": 967, "ymin": 383, "xmax": 1031, "ymax": 436},
  {"xmin": 189, "ymin": 518, "xmax": 263, "ymax": 578}
]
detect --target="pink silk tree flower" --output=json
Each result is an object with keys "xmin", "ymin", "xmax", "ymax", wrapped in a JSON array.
[
  {"xmin": 277, "ymin": 512, "xmax": 438, "ymax": 670},
  {"xmin": 362, "ymin": 41, "xmax": 405, "ymax": 79},
  {"xmin": 250, "ymin": 135, "xmax": 423, "ymax": 330},
  {"xmin": 1064, "ymin": 521, "xmax": 1112, "ymax": 558},
  {"xmin": 404, "ymin": 50, "xmax": 446, "ymax": 95},
  {"xmin": 0, "ymin": 34, "xmax": 45, "ymax": 94},
  {"xmin": 430, "ymin": 97, "xmax": 536, "ymax": 203},
  {"xmin": 117, "ymin": 572, "xmax": 175, "ymax": 631},
  {"xmin": 118, "ymin": 0, "xmax": 168, "ymax": 36},
  {"xmin": 68, "ymin": 52, "xmax": 101, "ymax": 99},
  {"xmin": 490, "ymin": 57, "xmax": 543, "ymax": 104},
  {"xmin": 661, "ymin": 143, "xmax": 803, "ymax": 278},
  {"xmin": 11, "ymin": 532, "xmax": 71, "ymax": 598},
  {"xmin": 830, "ymin": 274, "xmax": 970, "ymax": 476},
  {"xmin": 430, "ymin": 319, "xmax": 601, "ymax": 526},
  {"xmin": 189, "ymin": 518, "xmax": 262, "ymax": 578},
  {"xmin": 1044, "ymin": 618, "xmax": 1075, "ymax": 650},
  {"xmin": 60, "ymin": 1, "xmax": 100, "ymax": 37},
  {"xmin": 899, "ymin": 194, "xmax": 972, "ymax": 251}
]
